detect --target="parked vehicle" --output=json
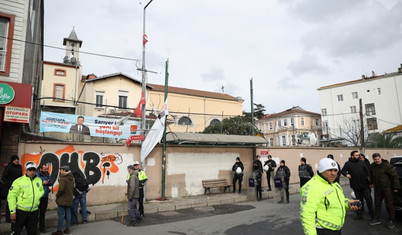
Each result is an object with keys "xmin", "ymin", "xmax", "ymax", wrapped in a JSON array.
[{"xmin": 390, "ymin": 156, "xmax": 402, "ymax": 212}]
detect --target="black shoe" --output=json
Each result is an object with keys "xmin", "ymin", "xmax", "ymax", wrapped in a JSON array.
[
  {"xmin": 268, "ymin": 189, "xmax": 272, "ymax": 191},
  {"xmin": 82, "ymin": 220, "xmax": 88, "ymax": 224},
  {"xmin": 39, "ymin": 228, "xmax": 48, "ymax": 233},
  {"xmin": 128, "ymin": 221, "xmax": 136, "ymax": 227},
  {"xmin": 278, "ymin": 200, "xmax": 284, "ymax": 204}
]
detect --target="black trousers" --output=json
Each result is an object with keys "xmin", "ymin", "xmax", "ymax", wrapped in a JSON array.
[
  {"xmin": 374, "ymin": 189, "xmax": 395, "ymax": 221},
  {"xmin": 300, "ymin": 178, "xmax": 310, "ymax": 188},
  {"xmin": 233, "ymin": 174, "xmax": 243, "ymax": 193},
  {"xmin": 39, "ymin": 197, "xmax": 48, "ymax": 229},
  {"xmin": 12, "ymin": 209, "xmax": 38, "ymax": 235},
  {"xmin": 138, "ymin": 187, "xmax": 145, "ymax": 216},
  {"xmin": 354, "ymin": 187, "xmax": 374, "ymax": 217},
  {"xmin": 317, "ymin": 228, "xmax": 341, "ymax": 235},
  {"xmin": 266, "ymin": 172, "xmax": 273, "ymax": 190},
  {"xmin": 256, "ymin": 178, "xmax": 262, "ymax": 200}
]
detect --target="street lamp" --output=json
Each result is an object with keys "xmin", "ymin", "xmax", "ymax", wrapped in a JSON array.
[{"xmin": 140, "ymin": 0, "xmax": 154, "ymax": 131}]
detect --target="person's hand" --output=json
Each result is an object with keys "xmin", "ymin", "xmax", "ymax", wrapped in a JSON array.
[
  {"xmin": 44, "ymin": 180, "xmax": 50, "ymax": 184},
  {"xmin": 369, "ymin": 184, "xmax": 374, "ymax": 188},
  {"xmin": 10, "ymin": 213, "xmax": 16, "ymax": 221},
  {"xmin": 348, "ymin": 200, "xmax": 361, "ymax": 211},
  {"xmin": 346, "ymin": 174, "xmax": 351, "ymax": 179},
  {"xmin": 394, "ymin": 189, "xmax": 398, "ymax": 193}
]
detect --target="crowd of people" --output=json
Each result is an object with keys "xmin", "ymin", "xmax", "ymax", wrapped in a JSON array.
[{"xmin": 0, "ymin": 155, "xmax": 148, "ymax": 234}]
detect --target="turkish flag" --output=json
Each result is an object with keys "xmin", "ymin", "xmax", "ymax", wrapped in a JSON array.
[{"xmin": 134, "ymin": 92, "xmax": 145, "ymax": 117}]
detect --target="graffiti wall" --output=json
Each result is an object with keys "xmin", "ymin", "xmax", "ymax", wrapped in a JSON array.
[{"xmin": 20, "ymin": 145, "xmax": 133, "ymax": 191}]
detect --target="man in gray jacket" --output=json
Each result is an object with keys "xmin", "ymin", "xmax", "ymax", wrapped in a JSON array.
[{"xmin": 126, "ymin": 165, "xmax": 140, "ymax": 226}]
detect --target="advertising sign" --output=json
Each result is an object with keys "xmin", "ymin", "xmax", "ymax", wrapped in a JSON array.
[
  {"xmin": 3, "ymin": 106, "xmax": 31, "ymax": 123},
  {"xmin": 0, "ymin": 83, "xmax": 15, "ymax": 104}
]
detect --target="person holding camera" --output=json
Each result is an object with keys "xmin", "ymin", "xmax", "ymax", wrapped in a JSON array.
[{"xmin": 300, "ymin": 158, "xmax": 360, "ymax": 235}]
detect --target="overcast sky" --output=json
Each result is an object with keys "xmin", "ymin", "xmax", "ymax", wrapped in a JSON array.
[{"xmin": 44, "ymin": 0, "xmax": 402, "ymax": 114}]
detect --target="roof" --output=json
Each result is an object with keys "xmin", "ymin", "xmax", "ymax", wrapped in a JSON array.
[
  {"xmin": 44, "ymin": 61, "xmax": 79, "ymax": 68},
  {"xmin": 84, "ymin": 72, "xmax": 153, "ymax": 88},
  {"xmin": 165, "ymin": 132, "xmax": 267, "ymax": 146},
  {"xmin": 318, "ymin": 71, "xmax": 401, "ymax": 90},
  {"xmin": 148, "ymin": 83, "xmax": 242, "ymax": 101},
  {"xmin": 63, "ymin": 28, "xmax": 83, "ymax": 46},
  {"xmin": 384, "ymin": 125, "xmax": 402, "ymax": 133},
  {"xmin": 259, "ymin": 106, "xmax": 320, "ymax": 120}
]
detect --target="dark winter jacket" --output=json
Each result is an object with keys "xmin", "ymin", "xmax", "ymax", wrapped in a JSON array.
[
  {"xmin": 56, "ymin": 172, "xmax": 74, "ymax": 207},
  {"xmin": 264, "ymin": 159, "xmax": 277, "ymax": 172},
  {"xmin": 341, "ymin": 157, "xmax": 370, "ymax": 190},
  {"xmin": 127, "ymin": 170, "xmax": 139, "ymax": 200},
  {"xmin": 276, "ymin": 166, "xmax": 291, "ymax": 185},
  {"xmin": 370, "ymin": 160, "xmax": 400, "ymax": 191},
  {"xmin": 298, "ymin": 164, "xmax": 314, "ymax": 179},
  {"xmin": 253, "ymin": 160, "xmax": 263, "ymax": 179},
  {"xmin": 1, "ymin": 162, "xmax": 22, "ymax": 189},
  {"xmin": 232, "ymin": 161, "xmax": 244, "ymax": 175},
  {"xmin": 36, "ymin": 171, "xmax": 52, "ymax": 198}
]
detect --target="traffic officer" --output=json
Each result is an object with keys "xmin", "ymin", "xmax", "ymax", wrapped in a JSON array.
[
  {"xmin": 7, "ymin": 162, "xmax": 44, "ymax": 235},
  {"xmin": 300, "ymin": 158, "xmax": 360, "ymax": 235},
  {"xmin": 133, "ymin": 161, "xmax": 148, "ymax": 217}
]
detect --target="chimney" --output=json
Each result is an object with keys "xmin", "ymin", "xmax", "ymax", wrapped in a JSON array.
[
  {"xmin": 361, "ymin": 75, "xmax": 366, "ymax": 79},
  {"xmin": 398, "ymin": 64, "xmax": 402, "ymax": 73},
  {"xmin": 86, "ymin": 74, "xmax": 97, "ymax": 80}
]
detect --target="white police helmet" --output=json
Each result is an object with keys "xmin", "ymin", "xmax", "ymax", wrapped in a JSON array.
[
  {"xmin": 263, "ymin": 165, "xmax": 269, "ymax": 172},
  {"xmin": 236, "ymin": 167, "xmax": 242, "ymax": 174}
]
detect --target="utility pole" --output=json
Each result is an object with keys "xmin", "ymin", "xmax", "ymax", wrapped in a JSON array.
[
  {"xmin": 250, "ymin": 78, "xmax": 256, "ymax": 163},
  {"xmin": 140, "ymin": 0, "xmax": 154, "ymax": 132},
  {"xmin": 161, "ymin": 59, "xmax": 169, "ymax": 200},
  {"xmin": 359, "ymin": 98, "xmax": 365, "ymax": 153}
]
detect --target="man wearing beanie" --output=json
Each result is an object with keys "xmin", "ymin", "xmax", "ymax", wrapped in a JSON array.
[
  {"xmin": 276, "ymin": 160, "xmax": 291, "ymax": 203},
  {"xmin": 298, "ymin": 157, "xmax": 314, "ymax": 187},
  {"xmin": 1, "ymin": 155, "xmax": 22, "ymax": 222},
  {"xmin": 300, "ymin": 158, "xmax": 360, "ymax": 235},
  {"xmin": 232, "ymin": 157, "xmax": 244, "ymax": 194}
]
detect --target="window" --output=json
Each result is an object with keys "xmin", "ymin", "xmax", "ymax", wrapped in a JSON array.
[
  {"xmin": 282, "ymin": 136, "xmax": 286, "ymax": 146},
  {"xmin": 337, "ymin": 95, "xmax": 343, "ymax": 101},
  {"xmin": 352, "ymin": 92, "xmax": 358, "ymax": 99},
  {"xmin": 95, "ymin": 91, "xmax": 104, "ymax": 107},
  {"xmin": 53, "ymin": 84, "xmax": 65, "ymax": 102},
  {"xmin": 321, "ymin": 108, "xmax": 327, "ymax": 116},
  {"xmin": 178, "ymin": 116, "xmax": 192, "ymax": 125},
  {"xmin": 301, "ymin": 117, "xmax": 305, "ymax": 126},
  {"xmin": 0, "ymin": 13, "xmax": 15, "ymax": 76},
  {"xmin": 290, "ymin": 118, "xmax": 294, "ymax": 126},
  {"xmin": 365, "ymin": 103, "xmax": 376, "ymax": 116},
  {"xmin": 350, "ymin": 106, "xmax": 357, "ymax": 113},
  {"xmin": 315, "ymin": 119, "xmax": 320, "ymax": 126},
  {"xmin": 118, "ymin": 90, "xmax": 128, "ymax": 109},
  {"xmin": 367, "ymin": 118, "xmax": 378, "ymax": 130},
  {"xmin": 277, "ymin": 136, "xmax": 280, "ymax": 146},
  {"xmin": 292, "ymin": 135, "xmax": 296, "ymax": 146},
  {"xmin": 322, "ymin": 121, "xmax": 328, "ymax": 134},
  {"xmin": 209, "ymin": 119, "xmax": 220, "ymax": 126},
  {"xmin": 377, "ymin": 88, "xmax": 381, "ymax": 95},
  {"xmin": 278, "ymin": 120, "xmax": 281, "ymax": 127},
  {"xmin": 269, "ymin": 122, "xmax": 273, "ymax": 130},
  {"xmin": 269, "ymin": 138, "xmax": 274, "ymax": 147},
  {"xmin": 283, "ymin": 119, "xmax": 287, "ymax": 126},
  {"xmin": 54, "ymin": 69, "xmax": 66, "ymax": 76}
]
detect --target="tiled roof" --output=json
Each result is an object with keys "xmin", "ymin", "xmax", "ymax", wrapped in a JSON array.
[
  {"xmin": 83, "ymin": 72, "xmax": 152, "ymax": 88},
  {"xmin": 384, "ymin": 125, "xmax": 402, "ymax": 133},
  {"xmin": 44, "ymin": 61, "xmax": 78, "ymax": 68},
  {"xmin": 259, "ymin": 106, "xmax": 320, "ymax": 120},
  {"xmin": 148, "ymin": 83, "xmax": 242, "ymax": 101},
  {"xmin": 63, "ymin": 28, "xmax": 82, "ymax": 45},
  {"xmin": 318, "ymin": 72, "xmax": 401, "ymax": 90}
]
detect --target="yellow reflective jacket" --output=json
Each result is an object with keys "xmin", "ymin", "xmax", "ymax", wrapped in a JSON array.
[
  {"xmin": 7, "ymin": 175, "xmax": 44, "ymax": 214},
  {"xmin": 300, "ymin": 174, "xmax": 350, "ymax": 235},
  {"xmin": 127, "ymin": 169, "xmax": 148, "ymax": 187}
]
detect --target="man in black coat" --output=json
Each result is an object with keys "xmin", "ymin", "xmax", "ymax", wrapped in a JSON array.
[
  {"xmin": 1, "ymin": 155, "xmax": 22, "ymax": 222},
  {"xmin": 298, "ymin": 157, "xmax": 314, "ymax": 187},
  {"xmin": 341, "ymin": 150, "xmax": 374, "ymax": 221},
  {"xmin": 264, "ymin": 155, "xmax": 276, "ymax": 191},
  {"xmin": 232, "ymin": 157, "xmax": 244, "ymax": 194},
  {"xmin": 253, "ymin": 155, "xmax": 263, "ymax": 201}
]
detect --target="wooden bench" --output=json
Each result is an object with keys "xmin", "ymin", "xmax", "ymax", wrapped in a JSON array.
[{"xmin": 202, "ymin": 179, "xmax": 231, "ymax": 195}]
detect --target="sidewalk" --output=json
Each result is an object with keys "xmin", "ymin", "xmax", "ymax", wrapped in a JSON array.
[{"xmin": 0, "ymin": 178, "xmax": 349, "ymax": 233}]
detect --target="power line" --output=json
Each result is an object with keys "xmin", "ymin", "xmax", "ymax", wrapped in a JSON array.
[{"xmin": 0, "ymin": 35, "xmax": 141, "ymax": 62}]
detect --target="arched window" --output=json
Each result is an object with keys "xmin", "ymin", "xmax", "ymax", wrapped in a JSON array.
[
  {"xmin": 209, "ymin": 119, "xmax": 221, "ymax": 126},
  {"xmin": 178, "ymin": 116, "xmax": 192, "ymax": 125}
]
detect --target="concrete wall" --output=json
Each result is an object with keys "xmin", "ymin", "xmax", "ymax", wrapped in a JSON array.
[{"xmin": 17, "ymin": 142, "xmax": 402, "ymax": 207}]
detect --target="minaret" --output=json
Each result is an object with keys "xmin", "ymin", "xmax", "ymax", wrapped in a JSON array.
[{"xmin": 63, "ymin": 27, "xmax": 82, "ymax": 65}]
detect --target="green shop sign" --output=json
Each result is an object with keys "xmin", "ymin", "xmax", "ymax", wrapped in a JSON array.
[{"xmin": 0, "ymin": 83, "xmax": 15, "ymax": 104}]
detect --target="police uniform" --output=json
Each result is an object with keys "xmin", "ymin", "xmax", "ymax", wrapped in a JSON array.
[
  {"xmin": 138, "ymin": 169, "xmax": 148, "ymax": 216},
  {"xmin": 8, "ymin": 172, "xmax": 44, "ymax": 235},
  {"xmin": 300, "ymin": 158, "xmax": 351, "ymax": 235}
]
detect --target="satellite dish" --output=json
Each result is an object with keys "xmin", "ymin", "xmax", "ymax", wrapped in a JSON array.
[{"xmin": 63, "ymin": 56, "xmax": 68, "ymax": 63}]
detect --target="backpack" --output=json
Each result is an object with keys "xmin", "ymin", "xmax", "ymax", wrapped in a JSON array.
[{"xmin": 74, "ymin": 173, "xmax": 89, "ymax": 192}]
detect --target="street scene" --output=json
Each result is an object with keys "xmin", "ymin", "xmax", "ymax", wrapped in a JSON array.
[{"xmin": 1, "ymin": 1, "xmax": 402, "ymax": 235}]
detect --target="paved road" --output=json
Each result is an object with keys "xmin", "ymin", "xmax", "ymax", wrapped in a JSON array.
[{"xmin": 4, "ymin": 186, "xmax": 402, "ymax": 234}]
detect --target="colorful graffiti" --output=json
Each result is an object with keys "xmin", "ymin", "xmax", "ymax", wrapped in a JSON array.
[{"xmin": 21, "ymin": 145, "xmax": 131, "ymax": 190}]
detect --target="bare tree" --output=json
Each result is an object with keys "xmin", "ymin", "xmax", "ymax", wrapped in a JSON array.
[{"xmin": 337, "ymin": 116, "xmax": 368, "ymax": 147}]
